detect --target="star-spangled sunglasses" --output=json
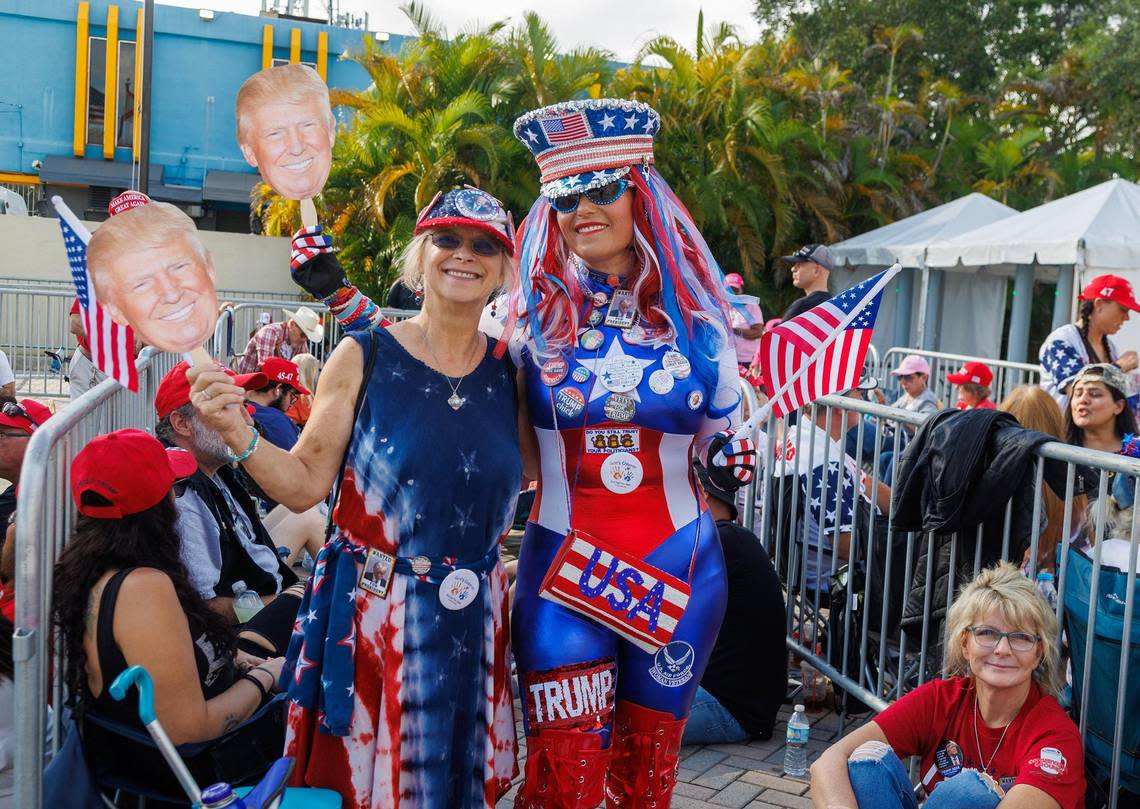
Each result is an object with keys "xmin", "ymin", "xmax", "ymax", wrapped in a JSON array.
[
  {"xmin": 429, "ymin": 232, "xmax": 503, "ymax": 257},
  {"xmin": 550, "ymin": 180, "xmax": 631, "ymax": 214}
]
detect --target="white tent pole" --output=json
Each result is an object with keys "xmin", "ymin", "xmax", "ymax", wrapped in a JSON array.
[{"xmin": 916, "ymin": 253, "xmax": 930, "ymax": 349}]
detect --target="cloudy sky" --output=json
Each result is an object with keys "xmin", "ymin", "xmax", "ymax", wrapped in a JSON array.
[{"xmin": 158, "ymin": 0, "xmax": 761, "ymax": 63}]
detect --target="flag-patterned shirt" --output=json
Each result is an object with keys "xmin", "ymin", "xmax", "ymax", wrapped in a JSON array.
[{"xmin": 1039, "ymin": 323, "xmax": 1120, "ymax": 410}]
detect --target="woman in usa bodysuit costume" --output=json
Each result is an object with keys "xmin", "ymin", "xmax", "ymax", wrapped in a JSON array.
[
  {"xmin": 287, "ymin": 99, "xmax": 758, "ymax": 808},
  {"xmin": 504, "ymin": 98, "xmax": 756, "ymax": 809}
]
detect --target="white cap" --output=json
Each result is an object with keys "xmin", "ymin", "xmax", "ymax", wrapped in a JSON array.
[{"xmin": 794, "ymin": 704, "xmax": 805, "ymax": 712}]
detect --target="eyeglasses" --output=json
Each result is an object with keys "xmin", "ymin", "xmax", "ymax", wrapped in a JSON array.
[
  {"xmin": 967, "ymin": 626, "xmax": 1040, "ymax": 652},
  {"xmin": 550, "ymin": 180, "xmax": 631, "ymax": 214},
  {"xmin": 429, "ymin": 232, "xmax": 502, "ymax": 257}
]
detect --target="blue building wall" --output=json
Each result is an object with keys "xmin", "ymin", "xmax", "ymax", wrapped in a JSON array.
[{"xmin": 0, "ymin": 0, "xmax": 407, "ymax": 187}]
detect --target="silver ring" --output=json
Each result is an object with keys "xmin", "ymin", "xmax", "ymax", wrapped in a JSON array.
[{"xmin": 202, "ymin": 390, "xmax": 212, "ymax": 401}]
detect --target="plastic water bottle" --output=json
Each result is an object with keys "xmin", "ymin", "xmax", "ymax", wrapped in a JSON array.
[
  {"xmin": 201, "ymin": 782, "xmax": 245, "ymax": 808},
  {"xmin": 783, "ymin": 704, "xmax": 810, "ymax": 777},
  {"xmin": 1035, "ymin": 570, "xmax": 1058, "ymax": 610},
  {"xmin": 232, "ymin": 580, "xmax": 263, "ymax": 624}
]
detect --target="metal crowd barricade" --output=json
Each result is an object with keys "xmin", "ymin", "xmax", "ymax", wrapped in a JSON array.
[
  {"xmin": 878, "ymin": 346, "xmax": 1039, "ymax": 406},
  {"xmin": 12, "ymin": 346, "xmax": 180, "ymax": 809},
  {"xmin": 746, "ymin": 391, "xmax": 1140, "ymax": 807},
  {"xmin": 0, "ymin": 286, "xmax": 80, "ymax": 397}
]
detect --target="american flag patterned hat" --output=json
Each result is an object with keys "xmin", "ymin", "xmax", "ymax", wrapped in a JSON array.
[{"xmin": 513, "ymin": 99, "xmax": 661, "ymax": 198}]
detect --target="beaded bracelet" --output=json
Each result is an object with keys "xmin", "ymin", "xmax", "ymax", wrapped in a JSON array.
[{"xmin": 227, "ymin": 427, "xmax": 260, "ymax": 463}]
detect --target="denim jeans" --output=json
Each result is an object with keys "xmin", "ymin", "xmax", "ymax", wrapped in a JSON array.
[
  {"xmin": 847, "ymin": 741, "xmax": 1001, "ymax": 809},
  {"xmin": 681, "ymin": 686, "xmax": 748, "ymax": 745}
]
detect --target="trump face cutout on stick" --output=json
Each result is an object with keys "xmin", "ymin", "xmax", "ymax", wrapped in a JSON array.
[
  {"xmin": 87, "ymin": 201, "xmax": 219, "ymax": 355},
  {"xmin": 236, "ymin": 63, "xmax": 334, "ymax": 202}
]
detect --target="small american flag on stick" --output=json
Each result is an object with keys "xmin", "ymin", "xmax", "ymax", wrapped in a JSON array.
[{"xmin": 53, "ymin": 196, "xmax": 139, "ymax": 392}]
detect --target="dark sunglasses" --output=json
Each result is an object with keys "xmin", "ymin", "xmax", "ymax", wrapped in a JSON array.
[
  {"xmin": 897, "ymin": 373, "xmax": 924, "ymax": 382},
  {"xmin": 429, "ymin": 232, "xmax": 502, "ymax": 257},
  {"xmin": 550, "ymin": 180, "xmax": 631, "ymax": 214}
]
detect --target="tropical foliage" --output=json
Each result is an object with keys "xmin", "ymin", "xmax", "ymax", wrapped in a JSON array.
[{"xmin": 256, "ymin": 1, "xmax": 1139, "ymax": 314}]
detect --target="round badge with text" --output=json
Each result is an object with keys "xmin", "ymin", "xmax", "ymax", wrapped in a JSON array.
[
  {"xmin": 686, "ymin": 389, "xmax": 704, "ymax": 410},
  {"xmin": 603, "ymin": 393, "xmax": 637, "ymax": 422},
  {"xmin": 555, "ymin": 387, "xmax": 586, "ymax": 419},
  {"xmin": 648, "ymin": 369, "xmax": 675, "ymax": 395},
  {"xmin": 600, "ymin": 452, "xmax": 644, "ymax": 494},
  {"xmin": 580, "ymin": 329, "xmax": 605, "ymax": 351},
  {"xmin": 600, "ymin": 355, "xmax": 645, "ymax": 393},
  {"xmin": 540, "ymin": 357, "xmax": 569, "ymax": 386},
  {"xmin": 571, "ymin": 365, "xmax": 591, "ymax": 384},
  {"xmin": 662, "ymin": 351, "xmax": 691, "ymax": 380},
  {"xmin": 592, "ymin": 291, "xmax": 610, "ymax": 308},
  {"xmin": 587, "ymin": 308, "xmax": 604, "ymax": 326},
  {"xmin": 453, "ymin": 188, "xmax": 501, "ymax": 221},
  {"xmin": 439, "ymin": 568, "xmax": 480, "ymax": 610}
]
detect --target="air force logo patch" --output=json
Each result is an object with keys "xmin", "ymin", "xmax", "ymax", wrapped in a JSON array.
[{"xmin": 648, "ymin": 640, "xmax": 695, "ymax": 687}]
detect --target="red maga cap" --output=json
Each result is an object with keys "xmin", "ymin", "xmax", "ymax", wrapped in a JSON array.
[
  {"xmin": 155, "ymin": 361, "xmax": 267, "ymax": 420},
  {"xmin": 946, "ymin": 361, "xmax": 993, "ymax": 387},
  {"xmin": 0, "ymin": 399, "xmax": 52, "ymax": 435},
  {"xmin": 259, "ymin": 357, "xmax": 310, "ymax": 394},
  {"xmin": 71, "ymin": 429, "xmax": 198, "ymax": 518},
  {"xmin": 108, "ymin": 191, "xmax": 151, "ymax": 217},
  {"xmin": 1078, "ymin": 274, "xmax": 1140, "ymax": 313}
]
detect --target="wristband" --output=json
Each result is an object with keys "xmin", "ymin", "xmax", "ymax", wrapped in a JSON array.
[
  {"xmin": 226, "ymin": 427, "xmax": 260, "ymax": 463},
  {"xmin": 240, "ymin": 672, "xmax": 269, "ymax": 703}
]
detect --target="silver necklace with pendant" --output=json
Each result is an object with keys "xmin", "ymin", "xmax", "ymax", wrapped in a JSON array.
[{"xmin": 419, "ymin": 324, "xmax": 478, "ymax": 410}]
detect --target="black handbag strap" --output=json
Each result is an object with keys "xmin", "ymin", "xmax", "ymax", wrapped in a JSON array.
[{"xmin": 325, "ymin": 330, "xmax": 379, "ymax": 540}]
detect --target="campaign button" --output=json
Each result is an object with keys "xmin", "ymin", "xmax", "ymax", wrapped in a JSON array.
[
  {"xmin": 600, "ymin": 355, "xmax": 644, "ymax": 393},
  {"xmin": 439, "ymin": 568, "xmax": 480, "ymax": 610},
  {"xmin": 556, "ymin": 387, "xmax": 586, "ymax": 419},
  {"xmin": 663, "ymin": 351, "xmax": 691, "ymax": 379},
  {"xmin": 623, "ymin": 324, "xmax": 645, "ymax": 344},
  {"xmin": 580, "ymin": 329, "xmax": 605, "ymax": 351},
  {"xmin": 587, "ymin": 308, "xmax": 604, "ymax": 326},
  {"xmin": 648, "ymin": 369, "xmax": 675, "ymax": 395},
  {"xmin": 604, "ymin": 289, "xmax": 637, "ymax": 328},
  {"xmin": 603, "ymin": 393, "xmax": 637, "ymax": 422},
  {"xmin": 686, "ymin": 389, "xmax": 704, "ymax": 410},
  {"xmin": 600, "ymin": 452, "xmax": 643, "ymax": 494},
  {"xmin": 592, "ymin": 291, "xmax": 610, "ymax": 308},
  {"xmin": 540, "ymin": 357, "xmax": 569, "ymax": 386},
  {"xmin": 571, "ymin": 365, "xmax": 591, "ymax": 384},
  {"xmin": 410, "ymin": 555, "xmax": 432, "ymax": 575}
]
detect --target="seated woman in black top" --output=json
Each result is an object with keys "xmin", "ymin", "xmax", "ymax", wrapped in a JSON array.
[{"xmin": 53, "ymin": 429, "xmax": 286, "ymax": 797}]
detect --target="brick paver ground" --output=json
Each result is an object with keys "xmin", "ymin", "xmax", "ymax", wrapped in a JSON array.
[{"xmin": 497, "ymin": 699, "xmax": 869, "ymax": 808}]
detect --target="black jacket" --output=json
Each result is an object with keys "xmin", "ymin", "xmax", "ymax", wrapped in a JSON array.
[{"xmin": 889, "ymin": 409, "xmax": 1069, "ymax": 659}]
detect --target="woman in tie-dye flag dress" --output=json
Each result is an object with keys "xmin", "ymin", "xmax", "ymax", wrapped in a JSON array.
[{"xmin": 188, "ymin": 187, "xmax": 522, "ymax": 808}]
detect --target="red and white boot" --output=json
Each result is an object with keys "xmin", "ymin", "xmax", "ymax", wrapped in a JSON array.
[
  {"xmin": 605, "ymin": 701, "xmax": 686, "ymax": 808},
  {"xmin": 515, "ymin": 729, "xmax": 610, "ymax": 809}
]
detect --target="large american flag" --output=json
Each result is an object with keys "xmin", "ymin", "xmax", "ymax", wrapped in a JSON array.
[
  {"xmin": 54, "ymin": 198, "xmax": 139, "ymax": 392},
  {"xmin": 760, "ymin": 267, "xmax": 896, "ymax": 418},
  {"xmin": 541, "ymin": 112, "xmax": 590, "ymax": 143}
]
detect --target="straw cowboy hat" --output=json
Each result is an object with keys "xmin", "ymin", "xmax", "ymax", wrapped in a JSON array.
[{"xmin": 283, "ymin": 306, "xmax": 324, "ymax": 342}]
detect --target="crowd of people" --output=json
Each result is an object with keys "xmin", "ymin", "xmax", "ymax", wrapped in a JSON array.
[{"xmin": 3, "ymin": 91, "xmax": 1138, "ymax": 809}]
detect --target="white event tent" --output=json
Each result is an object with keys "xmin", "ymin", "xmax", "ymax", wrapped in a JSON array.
[
  {"xmin": 925, "ymin": 178, "xmax": 1140, "ymax": 361},
  {"xmin": 829, "ymin": 192, "xmax": 1017, "ymax": 359}
]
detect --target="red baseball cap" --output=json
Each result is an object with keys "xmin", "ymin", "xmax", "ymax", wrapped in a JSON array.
[
  {"xmin": 946, "ymin": 361, "xmax": 993, "ymax": 387},
  {"xmin": 259, "ymin": 357, "xmax": 310, "ymax": 395},
  {"xmin": 1078, "ymin": 274, "xmax": 1140, "ymax": 312},
  {"xmin": 71, "ymin": 429, "xmax": 198, "ymax": 518},
  {"xmin": 155, "ymin": 361, "xmax": 267, "ymax": 420},
  {"xmin": 0, "ymin": 399, "xmax": 52, "ymax": 435}
]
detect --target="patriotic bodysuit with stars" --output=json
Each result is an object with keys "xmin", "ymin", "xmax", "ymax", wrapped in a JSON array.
[
  {"xmin": 279, "ymin": 328, "xmax": 521, "ymax": 809},
  {"xmin": 511, "ymin": 266, "xmax": 739, "ymax": 738}
]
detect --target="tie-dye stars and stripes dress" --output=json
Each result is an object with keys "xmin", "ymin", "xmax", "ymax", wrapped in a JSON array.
[{"xmin": 280, "ymin": 328, "xmax": 521, "ymax": 808}]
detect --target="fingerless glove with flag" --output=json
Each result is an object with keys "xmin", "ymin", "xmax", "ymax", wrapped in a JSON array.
[
  {"xmin": 708, "ymin": 429, "xmax": 758, "ymax": 489},
  {"xmin": 290, "ymin": 225, "xmax": 387, "ymax": 332}
]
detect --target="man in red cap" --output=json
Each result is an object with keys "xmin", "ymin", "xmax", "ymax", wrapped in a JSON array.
[
  {"xmin": 0, "ymin": 399, "xmax": 52, "ymax": 526},
  {"xmin": 1040, "ymin": 273, "xmax": 1140, "ymax": 409},
  {"xmin": 155, "ymin": 362, "xmax": 303, "ymax": 652},
  {"xmin": 245, "ymin": 357, "xmax": 310, "ymax": 452},
  {"xmin": 947, "ymin": 361, "xmax": 996, "ymax": 410}
]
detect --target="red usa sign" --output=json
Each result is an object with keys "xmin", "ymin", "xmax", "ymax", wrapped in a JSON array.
[{"xmin": 538, "ymin": 531, "xmax": 690, "ymax": 653}]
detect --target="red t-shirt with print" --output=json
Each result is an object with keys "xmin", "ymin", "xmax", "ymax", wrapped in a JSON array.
[{"xmin": 874, "ymin": 676, "xmax": 1084, "ymax": 808}]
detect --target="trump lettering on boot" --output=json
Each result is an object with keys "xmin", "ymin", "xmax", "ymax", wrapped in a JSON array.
[{"xmin": 524, "ymin": 658, "xmax": 617, "ymax": 731}]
